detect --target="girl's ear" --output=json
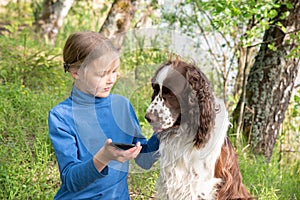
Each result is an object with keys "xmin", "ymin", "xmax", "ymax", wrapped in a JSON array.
[{"xmin": 69, "ymin": 68, "xmax": 80, "ymax": 79}]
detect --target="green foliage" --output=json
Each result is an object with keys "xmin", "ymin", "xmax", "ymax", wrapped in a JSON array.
[
  {"xmin": 288, "ymin": 30, "xmax": 300, "ymax": 59},
  {"xmin": 0, "ymin": 0, "xmax": 36, "ymax": 23},
  {"xmin": 291, "ymin": 90, "xmax": 300, "ymax": 117},
  {"xmin": 0, "ymin": 27, "xmax": 67, "ymax": 91},
  {"xmin": 162, "ymin": 0, "xmax": 297, "ymax": 48}
]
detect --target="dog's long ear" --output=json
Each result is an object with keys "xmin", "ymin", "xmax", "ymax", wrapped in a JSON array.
[{"xmin": 185, "ymin": 65, "xmax": 216, "ymax": 148}]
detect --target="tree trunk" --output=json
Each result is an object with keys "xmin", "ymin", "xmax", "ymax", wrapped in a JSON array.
[
  {"xmin": 233, "ymin": 46, "xmax": 256, "ymax": 100},
  {"xmin": 99, "ymin": 0, "xmax": 139, "ymax": 49},
  {"xmin": 34, "ymin": 0, "xmax": 74, "ymax": 44},
  {"xmin": 232, "ymin": 1, "xmax": 300, "ymax": 161}
]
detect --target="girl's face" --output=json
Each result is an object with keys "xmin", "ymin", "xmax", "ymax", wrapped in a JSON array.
[{"xmin": 72, "ymin": 54, "xmax": 120, "ymax": 98}]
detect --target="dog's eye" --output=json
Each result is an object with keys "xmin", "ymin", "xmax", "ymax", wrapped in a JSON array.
[
  {"xmin": 162, "ymin": 86, "xmax": 176, "ymax": 100},
  {"xmin": 154, "ymin": 84, "xmax": 160, "ymax": 91},
  {"xmin": 152, "ymin": 83, "xmax": 160, "ymax": 97},
  {"xmin": 152, "ymin": 83, "xmax": 159, "ymax": 90},
  {"xmin": 162, "ymin": 86, "xmax": 171, "ymax": 95}
]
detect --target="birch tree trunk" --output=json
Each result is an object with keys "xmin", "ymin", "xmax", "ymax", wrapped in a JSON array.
[
  {"xmin": 233, "ymin": 46, "xmax": 257, "ymax": 100},
  {"xmin": 99, "ymin": 0, "xmax": 139, "ymax": 49},
  {"xmin": 34, "ymin": 0, "xmax": 74, "ymax": 44},
  {"xmin": 233, "ymin": 1, "xmax": 300, "ymax": 161}
]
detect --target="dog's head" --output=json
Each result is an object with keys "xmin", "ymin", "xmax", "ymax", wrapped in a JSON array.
[{"xmin": 145, "ymin": 59, "xmax": 216, "ymax": 148}]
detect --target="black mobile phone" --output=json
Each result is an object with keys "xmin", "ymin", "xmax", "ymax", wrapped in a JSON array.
[{"xmin": 111, "ymin": 142, "xmax": 136, "ymax": 150}]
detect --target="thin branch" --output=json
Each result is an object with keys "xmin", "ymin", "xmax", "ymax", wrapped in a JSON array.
[
  {"xmin": 191, "ymin": 16, "xmax": 222, "ymax": 77},
  {"xmin": 236, "ymin": 47, "xmax": 252, "ymax": 142},
  {"xmin": 197, "ymin": 6, "xmax": 232, "ymax": 49},
  {"xmin": 248, "ymin": 28, "xmax": 300, "ymax": 48}
]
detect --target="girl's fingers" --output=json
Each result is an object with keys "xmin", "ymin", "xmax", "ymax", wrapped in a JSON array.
[
  {"xmin": 130, "ymin": 146, "xmax": 142, "ymax": 158},
  {"xmin": 107, "ymin": 142, "xmax": 142, "ymax": 161},
  {"xmin": 118, "ymin": 146, "xmax": 141, "ymax": 159},
  {"xmin": 105, "ymin": 138, "xmax": 113, "ymax": 147}
]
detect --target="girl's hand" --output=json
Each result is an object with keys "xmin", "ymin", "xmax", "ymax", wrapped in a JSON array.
[{"xmin": 93, "ymin": 139, "xmax": 142, "ymax": 171}]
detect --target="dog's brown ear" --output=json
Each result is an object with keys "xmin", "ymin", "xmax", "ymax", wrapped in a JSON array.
[{"xmin": 185, "ymin": 65, "xmax": 216, "ymax": 148}]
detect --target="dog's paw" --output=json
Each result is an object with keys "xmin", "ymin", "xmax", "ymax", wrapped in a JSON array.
[{"xmin": 194, "ymin": 178, "xmax": 222, "ymax": 200}]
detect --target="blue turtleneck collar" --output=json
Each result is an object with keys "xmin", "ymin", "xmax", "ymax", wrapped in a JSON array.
[{"xmin": 70, "ymin": 86, "xmax": 111, "ymax": 106}]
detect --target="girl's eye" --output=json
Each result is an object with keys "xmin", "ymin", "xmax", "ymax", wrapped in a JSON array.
[
  {"xmin": 98, "ymin": 68, "xmax": 118, "ymax": 77},
  {"xmin": 98, "ymin": 72, "xmax": 107, "ymax": 78},
  {"xmin": 112, "ymin": 68, "xmax": 118, "ymax": 74}
]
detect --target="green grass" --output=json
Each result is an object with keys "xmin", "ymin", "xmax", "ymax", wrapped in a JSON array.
[
  {"xmin": 238, "ymin": 149, "xmax": 299, "ymax": 199},
  {"xmin": 0, "ymin": 1, "xmax": 299, "ymax": 199},
  {"xmin": 0, "ymin": 83, "xmax": 62, "ymax": 199}
]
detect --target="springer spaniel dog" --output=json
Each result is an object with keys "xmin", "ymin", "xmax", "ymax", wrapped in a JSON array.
[{"xmin": 145, "ymin": 59, "xmax": 252, "ymax": 200}]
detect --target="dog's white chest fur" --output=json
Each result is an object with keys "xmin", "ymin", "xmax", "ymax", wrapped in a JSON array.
[{"xmin": 157, "ymin": 99, "xmax": 229, "ymax": 200}]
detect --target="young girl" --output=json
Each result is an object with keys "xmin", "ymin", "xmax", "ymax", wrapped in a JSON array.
[{"xmin": 48, "ymin": 31, "xmax": 159, "ymax": 199}]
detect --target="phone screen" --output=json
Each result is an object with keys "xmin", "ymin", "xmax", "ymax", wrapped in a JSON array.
[{"xmin": 111, "ymin": 142, "xmax": 135, "ymax": 150}]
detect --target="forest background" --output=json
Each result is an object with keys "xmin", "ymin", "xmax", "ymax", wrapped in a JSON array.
[{"xmin": 0, "ymin": 0, "xmax": 299, "ymax": 199}]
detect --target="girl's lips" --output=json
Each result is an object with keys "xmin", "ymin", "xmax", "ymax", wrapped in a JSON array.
[{"xmin": 103, "ymin": 87, "xmax": 111, "ymax": 92}]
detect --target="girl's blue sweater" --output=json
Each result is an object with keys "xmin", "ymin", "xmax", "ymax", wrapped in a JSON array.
[{"xmin": 48, "ymin": 87, "xmax": 159, "ymax": 199}]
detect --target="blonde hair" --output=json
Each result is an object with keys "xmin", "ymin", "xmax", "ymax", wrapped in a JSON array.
[{"xmin": 63, "ymin": 31, "xmax": 119, "ymax": 72}]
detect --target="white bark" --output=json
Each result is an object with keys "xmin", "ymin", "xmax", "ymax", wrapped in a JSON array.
[
  {"xmin": 35, "ymin": 0, "xmax": 74, "ymax": 43},
  {"xmin": 99, "ymin": 0, "xmax": 140, "ymax": 49}
]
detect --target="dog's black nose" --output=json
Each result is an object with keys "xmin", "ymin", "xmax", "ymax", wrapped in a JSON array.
[{"xmin": 145, "ymin": 112, "xmax": 156, "ymax": 123}]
